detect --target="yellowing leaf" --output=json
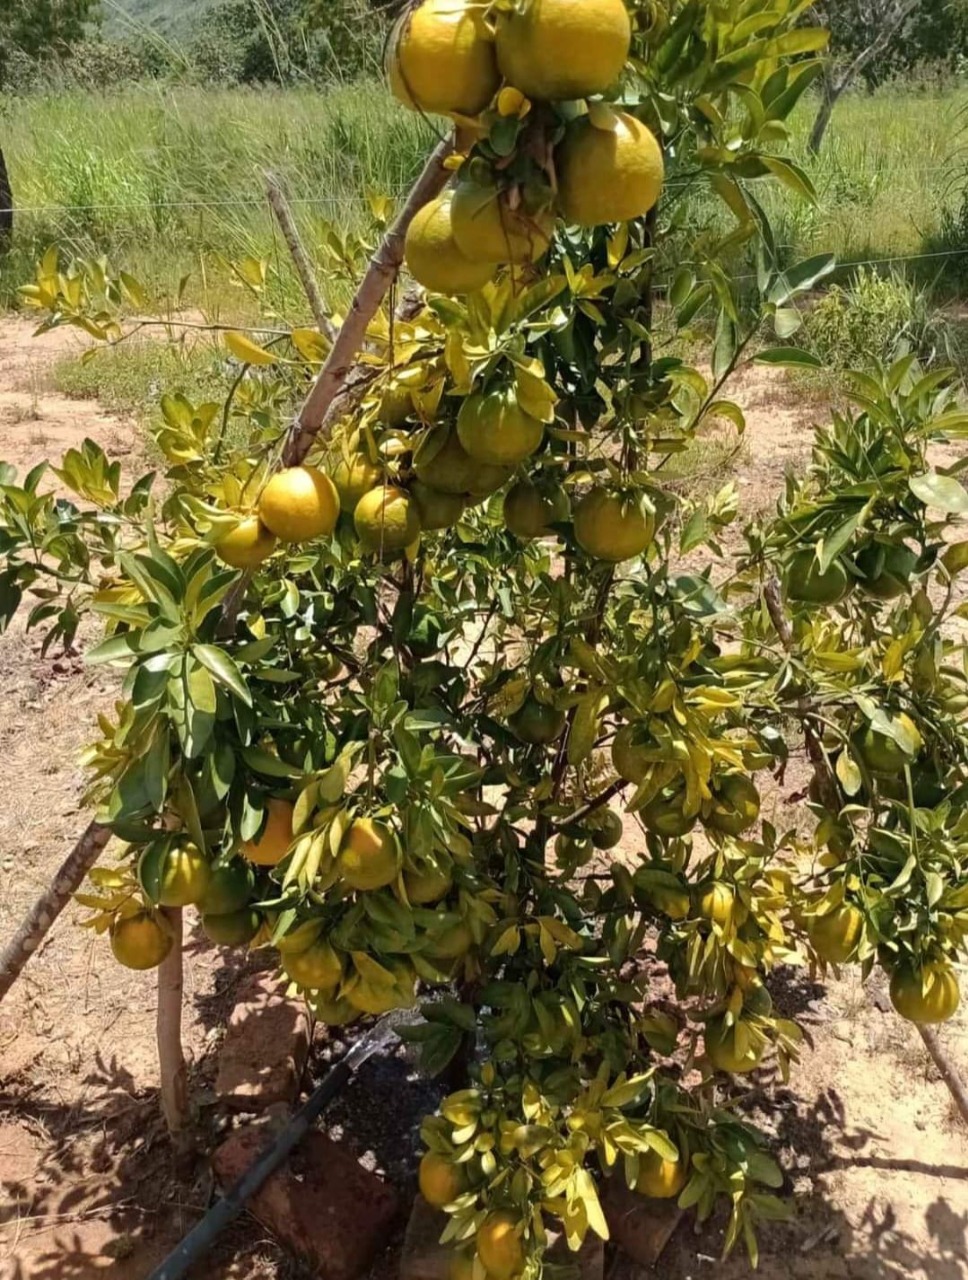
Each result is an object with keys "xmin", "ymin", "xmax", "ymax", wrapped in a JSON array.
[{"xmin": 225, "ymin": 331, "xmax": 278, "ymax": 366}]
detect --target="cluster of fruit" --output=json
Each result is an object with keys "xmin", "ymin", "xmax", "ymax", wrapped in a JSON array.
[
  {"xmin": 110, "ymin": 798, "xmax": 488, "ymax": 1022},
  {"xmin": 391, "ymin": 0, "xmax": 664, "ymax": 297}
]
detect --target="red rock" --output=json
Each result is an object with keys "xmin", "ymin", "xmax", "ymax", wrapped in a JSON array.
[
  {"xmin": 213, "ymin": 1126, "xmax": 401, "ymax": 1280},
  {"xmin": 215, "ymin": 970, "xmax": 311, "ymax": 1110},
  {"xmin": 603, "ymin": 1177, "xmax": 683, "ymax": 1266}
]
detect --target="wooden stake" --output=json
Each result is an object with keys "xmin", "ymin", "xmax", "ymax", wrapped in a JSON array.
[
  {"xmin": 265, "ymin": 172, "xmax": 337, "ymax": 344},
  {"xmin": 0, "ymin": 819, "xmax": 111, "ymax": 1005},
  {"xmin": 157, "ymin": 907, "xmax": 193, "ymax": 1165}
]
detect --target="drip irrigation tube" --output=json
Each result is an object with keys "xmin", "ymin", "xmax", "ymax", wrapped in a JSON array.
[{"xmin": 147, "ymin": 1014, "xmax": 402, "ymax": 1280}]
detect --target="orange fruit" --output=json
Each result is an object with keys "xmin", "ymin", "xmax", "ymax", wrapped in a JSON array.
[
  {"xmin": 890, "ymin": 964, "xmax": 960, "ymax": 1025},
  {"xmin": 282, "ymin": 939, "xmax": 343, "ymax": 991},
  {"xmin": 509, "ymin": 696, "xmax": 566, "ymax": 745},
  {"xmin": 197, "ymin": 859, "xmax": 255, "ymax": 915},
  {"xmin": 110, "ymin": 910, "xmax": 173, "ymax": 971},
  {"xmin": 558, "ymin": 112, "xmax": 664, "ymax": 227},
  {"xmin": 495, "ymin": 0, "xmax": 631, "ymax": 101},
  {"xmin": 138, "ymin": 842, "xmax": 211, "ymax": 908},
  {"xmin": 242, "ymin": 798, "xmax": 294, "ymax": 867},
  {"xmin": 809, "ymin": 903, "xmax": 864, "ymax": 965},
  {"xmin": 338, "ymin": 818, "xmax": 400, "ymax": 891},
  {"xmin": 406, "ymin": 194, "xmax": 498, "ymax": 296},
  {"xmin": 404, "ymin": 865, "xmax": 453, "ymax": 905},
  {"xmin": 635, "ymin": 1148, "xmax": 688, "ymax": 1199},
  {"xmin": 573, "ymin": 488, "xmax": 655, "ymax": 562},
  {"xmin": 258, "ymin": 466, "xmax": 340, "ymax": 543},
  {"xmin": 202, "ymin": 908, "xmax": 262, "ymax": 947},
  {"xmin": 411, "ymin": 482, "xmax": 466, "ymax": 532},
  {"xmin": 457, "ymin": 389, "xmax": 544, "ymax": 467},
  {"xmin": 215, "ymin": 516, "xmax": 277, "ymax": 569},
  {"xmin": 451, "ymin": 179, "xmax": 554, "ymax": 265},
  {"xmin": 705, "ymin": 773, "xmax": 760, "ymax": 836},
  {"xmin": 388, "ymin": 0, "xmax": 500, "ymax": 118},
  {"xmin": 503, "ymin": 480, "xmax": 569, "ymax": 539},
  {"xmin": 419, "ymin": 1152, "xmax": 466, "ymax": 1207},
  {"xmin": 704, "ymin": 1015, "xmax": 764, "ymax": 1075},
  {"xmin": 476, "ymin": 1212, "xmax": 524, "ymax": 1280},
  {"xmin": 354, "ymin": 485, "xmax": 422, "ymax": 553}
]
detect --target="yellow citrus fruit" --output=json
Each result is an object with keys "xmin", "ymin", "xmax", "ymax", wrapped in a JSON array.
[
  {"xmin": 635, "ymin": 1148, "xmax": 688, "ymax": 1200},
  {"xmin": 338, "ymin": 818, "xmax": 400, "ymax": 891},
  {"xmin": 345, "ymin": 960, "xmax": 416, "ymax": 1015},
  {"xmin": 509, "ymin": 695, "xmax": 566, "ymax": 745},
  {"xmin": 451, "ymin": 180, "xmax": 554, "ymax": 265},
  {"xmin": 495, "ymin": 0, "xmax": 631, "ymax": 101},
  {"xmin": 457, "ymin": 389, "xmax": 544, "ymax": 467},
  {"xmin": 611, "ymin": 724, "xmax": 652, "ymax": 783},
  {"xmin": 139, "ymin": 842, "xmax": 211, "ymax": 908},
  {"xmin": 412, "ymin": 481, "xmax": 466, "ymax": 532},
  {"xmin": 197, "ymin": 859, "xmax": 255, "ymax": 915},
  {"xmin": 330, "ymin": 451, "xmax": 384, "ymax": 515},
  {"xmin": 110, "ymin": 910, "xmax": 173, "ymax": 970},
  {"xmin": 404, "ymin": 865, "xmax": 453, "ymax": 905},
  {"xmin": 282, "ymin": 939, "xmax": 343, "ymax": 990},
  {"xmin": 642, "ymin": 883, "xmax": 691, "ymax": 921},
  {"xmin": 202, "ymin": 907, "xmax": 262, "ymax": 947},
  {"xmin": 890, "ymin": 963, "xmax": 961, "ymax": 1025},
  {"xmin": 573, "ymin": 488, "xmax": 655, "ymax": 562},
  {"xmin": 853, "ymin": 712, "xmax": 922, "ymax": 775},
  {"xmin": 354, "ymin": 485, "xmax": 422, "ymax": 553},
  {"xmin": 588, "ymin": 807, "xmax": 623, "ymax": 850},
  {"xmin": 419, "ymin": 1152, "xmax": 466, "ymax": 1207},
  {"xmin": 704, "ymin": 1015, "xmax": 764, "ymax": 1075},
  {"xmin": 241, "ymin": 798, "xmax": 294, "ymax": 867},
  {"xmin": 215, "ymin": 516, "xmax": 277, "ymax": 570},
  {"xmin": 415, "ymin": 426, "xmax": 511, "ymax": 497},
  {"xmin": 476, "ymin": 1212, "xmax": 524, "ymax": 1280},
  {"xmin": 274, "ymin": 917, "xmax": 325, "ymax": 954},
  {"xmin": 427, "ymin": 919, "xmax": 474, "ymax": 961},
  {"xmin": 705, "ymin": 773, "xmax": 761, "ymax": 836},
  {"xmin": 449, "ymin": 1251, "xmax": 477, "ymax": 1280},
  {"xmin": 641, "ymin": 787, "xmax": 696, "ymax": 838},
  {"xmin": 406, "ymin": 193, "xmax": 498, "ymax": 296},
  {"xmin": 558, "ymin": 112, "xmax": 664, "ymax": 227},
  {"xmin": 388, "ymin": 0, "xmax": 500, "ymax": 117},
  {"xmin": 258, "ymin": 466, "xmax": 340, "ymax": 543},
  {"xmin": 783, "ymin": 549, "xmax": 851, "ymax": 606},
  {"xmin": 503, "ymin": 480, "xmax": 569, "ymax": 539},
  {"xmin": 698, "ymin": 882, "xmax": 734, "ymax": 928},
  {"xmin": 809, "ymin": 903, "xmax": 864, "ymax": 965}
]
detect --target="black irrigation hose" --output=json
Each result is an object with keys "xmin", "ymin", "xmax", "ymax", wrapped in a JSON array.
[{"xmin": 147, "ymin": 1017, "xmax": 399, "ymax": 1280}]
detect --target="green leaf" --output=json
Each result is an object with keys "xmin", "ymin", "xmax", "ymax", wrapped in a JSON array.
[
  {"xmin": 754, "ymin": 347, "xmax": 823, "ymax": 370},
  {"xmin": 194, "ymin": 644, "xmax": 252, "ymax": 706},
  {"xmin": 910, "ymin": 472, "xmax": 968, "ymax": 514},
  {"xmin": 241, "ymin": 745, "xmax": 303, "ymax": 778},
  {"xmin": 86, "ymin": 633, "xmax": 139, "ymax": 665}
]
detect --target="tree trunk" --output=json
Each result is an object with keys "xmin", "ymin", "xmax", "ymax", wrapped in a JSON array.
[
  {"xmin": 0, "ymin": 820, "xmax": 111, "ymax": 1005},
  {"xmin": 0, "ymin": 147, "xmax": 12, "ymax": 254},
  {"xmin": 808, "ymin": 68, "xmax": 840, "ymax": 155},
  {"xmin": 157, "ymin": 907, "xmax": 194, "ymax": 1170}
]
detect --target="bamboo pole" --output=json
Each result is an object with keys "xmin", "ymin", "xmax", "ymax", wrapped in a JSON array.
[{"xmin": 0, "ymin": 819, "xmax": 111, "ymax": 1005}]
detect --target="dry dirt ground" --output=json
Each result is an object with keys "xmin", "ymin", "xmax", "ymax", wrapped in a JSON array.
[{"xmin": 0, "ymin": 315, "xmax": 965, "ymax": 1280}]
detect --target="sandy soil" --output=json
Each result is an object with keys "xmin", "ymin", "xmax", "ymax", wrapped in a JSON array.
[{"xmin": 0, "ymin": 316, "xmax": 965, "ymax": 1280}]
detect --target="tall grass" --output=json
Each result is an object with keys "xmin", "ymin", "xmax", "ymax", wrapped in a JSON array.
[
  {"xmin": 0, "ymin": 81, "xmax": 435, "ymax": 313},
  {"xmin": 0, "ymin": 78, "xmax": 963, "ymax": 315}
]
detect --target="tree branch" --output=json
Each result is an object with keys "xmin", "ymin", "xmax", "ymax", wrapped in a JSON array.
[{"xmin": 283, "ymin": 136, "xmax": 454, "ymax": 467}]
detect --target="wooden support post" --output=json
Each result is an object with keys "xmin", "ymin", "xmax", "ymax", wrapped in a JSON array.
[{"xmin": 0, "ymin": 819, "xmax": 111, "ymax": 1005}]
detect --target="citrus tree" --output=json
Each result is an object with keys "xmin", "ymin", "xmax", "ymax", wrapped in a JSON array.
[{"xmin": 4, "ymin": 0, "xmax": 968, "ymax": 1272}]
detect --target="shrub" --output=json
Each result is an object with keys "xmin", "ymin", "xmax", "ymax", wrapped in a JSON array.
[{"xmin": 804, "ymin": 267, "xmax": 947, "ymax": 369}]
